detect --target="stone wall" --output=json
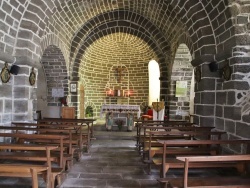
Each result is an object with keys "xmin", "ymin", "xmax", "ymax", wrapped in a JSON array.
[{"xmin": 0, "ymin": 59, "xmax": 37, "ymax": 125}]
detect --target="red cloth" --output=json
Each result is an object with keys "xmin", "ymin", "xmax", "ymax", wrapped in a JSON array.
[{"xmin": 147, "ymin": 109, "xmax": 153, "ymax": 116}]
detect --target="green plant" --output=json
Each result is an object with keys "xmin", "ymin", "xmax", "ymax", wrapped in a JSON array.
[{"xmin": 85, "ymin": 106, "xmax": 93, "ymax": 117}]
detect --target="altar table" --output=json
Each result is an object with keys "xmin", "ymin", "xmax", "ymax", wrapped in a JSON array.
[
  {"xmin": 100, "ymin": 104, "xmax": 141, "ymax": 119},
  {"xmin": 100, "ymin": 104, "xmax": 141, "ymax": 130}
]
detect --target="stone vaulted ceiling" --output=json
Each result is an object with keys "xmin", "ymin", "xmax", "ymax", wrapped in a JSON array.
[{"xmin": 2, "ymin": 0, "xmax": 235, "ymax": 73}]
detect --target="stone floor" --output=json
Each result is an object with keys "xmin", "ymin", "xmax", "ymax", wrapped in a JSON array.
[
  {"xmin": 0, "ymin": 122, "xmax": 236, "ymax": 188},
  {"xmin": 60, "ymin": 125, "xmax": 160, "ymax": 188}
]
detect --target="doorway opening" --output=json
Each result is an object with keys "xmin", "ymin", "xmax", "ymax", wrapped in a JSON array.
[{"xmin": 169, "ymin": 44, "xmax": 194, "ymax": 121}]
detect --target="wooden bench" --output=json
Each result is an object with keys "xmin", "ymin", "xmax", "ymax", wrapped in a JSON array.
[
  {"xmin": 38, "ymin": 117, "xmax": 96, "ymax": 141},
  {"xmin": 160, "ymin": 155, "xmax": 250, "ymax": 188},
  {"xmin": 0, "ymin": 143, "xmax": 58, "ymax": 188},
  {"xmin": 136, "ymin": 122, "xmax": 210, "ymax": 151},
  {"xmin": 12, "ymin": 122, "xmax": 88, "ymax": 155},
  {"xmin": 1, "ymin": 125, "xmax": 81, "ymax": 162},
  {"xmin": 144, "ymin": 130, "xmax": 226, "ymax": 174},
  {"xmin": 0, "ymin": 132, "xmax": 69, "ymax": 187},
  {"xmin": 12, "ymin": 122, "xmax": 90, "ymax": 153},
  {"xmin": 138, "ymin": 126, "xmax": 215, "ymax": 154},
  {"xmin": 155, "ymin": 139, "xmax": 250, "ymax": 178},
  {"xmin": 0, "ymin": 164, "xmax": 48, "ymax": 188}
]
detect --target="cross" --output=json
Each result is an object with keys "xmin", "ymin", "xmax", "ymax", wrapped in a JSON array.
[{"xmin": 115, "ymin": 66, "xmax": 126, "ymax": 83}]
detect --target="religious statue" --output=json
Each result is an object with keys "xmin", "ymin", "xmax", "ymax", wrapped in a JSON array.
[
  {"xmin": 106, "ymin": 112, "xmax": 113, "ymax": 131},
  {"xmin": 115, "ymin": 66, "xmax": 126, "ymax": 83},
  {"xmin": 127, "ymin": 113, "xmax": 134, "ymax": 131}
]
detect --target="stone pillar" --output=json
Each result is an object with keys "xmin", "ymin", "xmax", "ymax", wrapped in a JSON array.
[{"xmin": 191, "ymin": 55, "xmax": 218, "ymax": 127}]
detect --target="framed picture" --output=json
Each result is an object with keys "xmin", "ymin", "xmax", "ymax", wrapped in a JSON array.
[
  {"xmin": 0, "ymin": 62, "xmax": 10, "ymax": 83},
  {"xmin": 29, "ymin": 67, "xmax": 36, "ymax": 86},
  {"xmin": 175, "ymin": 81, "xmax": 188, "ymax": 97},
  {"xmin": 70, "ymin": 83, "xmax": 77, "ymax": 93}
]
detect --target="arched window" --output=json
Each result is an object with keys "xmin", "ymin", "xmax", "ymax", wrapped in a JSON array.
[{"xmin": 148, "ymin": 60, "xmax": 160, "ymax": 106}]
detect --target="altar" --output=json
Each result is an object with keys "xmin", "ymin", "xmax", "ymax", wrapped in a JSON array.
[{"xmin": 100, "ymin": 104, "xmax": 141, "ymax": 130}]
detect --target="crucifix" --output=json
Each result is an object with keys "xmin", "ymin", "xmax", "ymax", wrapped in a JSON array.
[{"xmin": 115, "ymin": 66, "xmax": 126, "ymax": 83}]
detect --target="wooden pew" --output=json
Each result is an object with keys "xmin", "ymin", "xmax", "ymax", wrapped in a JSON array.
[
  {"xmin": 136, "ymin": 121, "xmax": 198, "ymax": 150},
  {"xmin": 135, "ymin": 121, "xmax": 193, "ymax": 147},
  {"xmin": 12, "ymin": 122, "xmax": 88, "ymax": 155},
  {"xmin": 38, "ymin": 117, "xmax": 96, "ymax": 140},
  {"xmin": 164, "ymin": 155, "xmax": 250, "ymax": 188},
  {"xmin": 138, "ymin": 126, "xmax": 215, "ymax": 154},
  {"xmin": 144, "ymin": 130, "xmax": 226, "ymax": 174},
  {"xmin": 0, "ymin": 132, "xmax": 68, "ymax": 168},
  {"xmin": 1, "ymin": 125, "xmax": 81, "ymax": 162},
  {"xmin": 0, "ymin": 164, "xmax": 48, "ymax": 188},
  {"xmin": 0, "ymin": 143, "xmax": 58, "ymax": 188},
  {"xmin": 155, "ymin": 139, "xmax": 250, "ymax": 179}
]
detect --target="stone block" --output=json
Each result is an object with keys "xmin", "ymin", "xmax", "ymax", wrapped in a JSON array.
[
  {"xmin": 193, "ymin": 115, "xmax": 199, "ymax": 125},
  {"xmin": 227, "ymin": 91, "xmax": 236, "ymax": 105},
  {"xmin": 194, "ymin": 93, "xmax": 200, "ymax": 103},
  {"xmin": 224, "ymin": 106, "xmax": 241, "ymax": 120},
  {"xmin": 0, "ymin": 100, "xmax": 3, "ymax": 113},
  {"xmin": 196, "ymin": 105, "xmax": 214, "ymax": 116},
  {"xmin": 225, "ymin": 120, "xmax": 236, "ymax": 134},
  {"xmin": 0, "ymin": 9, "xmax": 6, "ymax": 21},
  {"xmin": 13, "ymin": 87, "xmax": 29, "ymax": 98},
  {"xmin": 11, "ymin": 9, "xmax": 22, "ymax": 20},
  {"xmin": 223, "ymin": 81, "xmax": 249, "ymax": 90},
  {"xmin": 0, "ymin": 84, "xmax": 12, "ymax": 98},
  {"xmin": 4, "ymin": 100, "xmax": 12, "ymax": 113},
  {"xmin": 6, "ymin": 15, "xmax": 14, "ymax": 26},
  {"xmin": 200, "ymin": 116, "xmax": 214, "ymax": 127},
  {"xmin": 12, "ymin": 114, "xmax": 28, "ymax": 122},
  {"xmin": 236, "ymin": 122, "xmax": 250, "ymax": 139},
  {"xmin": 14, "ymin": 100, "xmax": 28, "ymax": 113},
  {"xmin": 237, "ymin": 15, "xmax": 248, "ymax": 24},
  {"xmin": 216, "ymin": 92, "xmax": 226, "ymax": 105},
  {"xmin": 215, "ymin": 117, "xmax": 224, "ymax": 130},
  {"xmin": 2, "ymin": 114, "xmax": 12, "ymax": 124},
  {"xmin": 199, "ymin": 78, "xmax": 216, "ymax": 91},
  {"xmin": 201, "ymin": 92, "xmax": 215, "ymax": 104},
  {"xmin": 0, "ymin": 20, "xmax": 9, "ymax": 33},
  {"xmin": 242, "ymin": 114, "xmax": 250, "ymax": 123},
  {"xmin": 14, "ymin": 76, "xmax": 28, "ymax": 85},
  {"xmin": 216, "ymin": 105, "xmax": 223, "ymax": 117}
]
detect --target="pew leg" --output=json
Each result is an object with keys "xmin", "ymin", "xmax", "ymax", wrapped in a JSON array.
[
  {"xmin": 236, "ymin": 162, "xmax": 247, "ymax": 175},
  {"xmin": 30, "ymin": 168, "xmax": 38, "ymax": 188}
]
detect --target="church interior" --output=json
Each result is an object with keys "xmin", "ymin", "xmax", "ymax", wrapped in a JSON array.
[{"xmin": 0, "ymin": 0, "xmax": 250, "ymax": 187}]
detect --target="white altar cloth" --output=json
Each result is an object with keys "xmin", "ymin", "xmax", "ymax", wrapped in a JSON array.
[
  {"xmin": 153, "ymin": 109, "xmax": 165, "ymax": 120},
  {"xmin": 100, "ymin": 104, "xmax": 141, "ymax": 118}
]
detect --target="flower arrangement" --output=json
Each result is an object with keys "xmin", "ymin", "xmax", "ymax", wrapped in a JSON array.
[{"xmin": 115, "ymin": 119, "xmax": 124, "ymax": 131}]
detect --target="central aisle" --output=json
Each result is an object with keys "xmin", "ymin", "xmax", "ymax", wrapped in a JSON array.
[{"xmin": 59, "ymin": 129, "xmax": 160, "ymax": 188}]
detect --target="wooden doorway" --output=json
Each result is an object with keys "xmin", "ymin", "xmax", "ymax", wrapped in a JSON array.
[{"xmin": 79, "ymin": 84, "xmax": 85, "ymax": 118}]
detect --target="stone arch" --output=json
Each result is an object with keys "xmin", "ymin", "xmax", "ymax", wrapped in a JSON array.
[
  {"xmin": 169, "ymin": 44, "xmax": 193, "ymax": 121},
  {"xmin": 40, "ymin": 34, "xmax": 70, "ymax": 69},
  {"xmin": 39, "ymin": 45, "xmax": 69, "ymax": 108},
  {"xmin": 70, "ymin": 10, "xmax": 170, "ymax": 78}
]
